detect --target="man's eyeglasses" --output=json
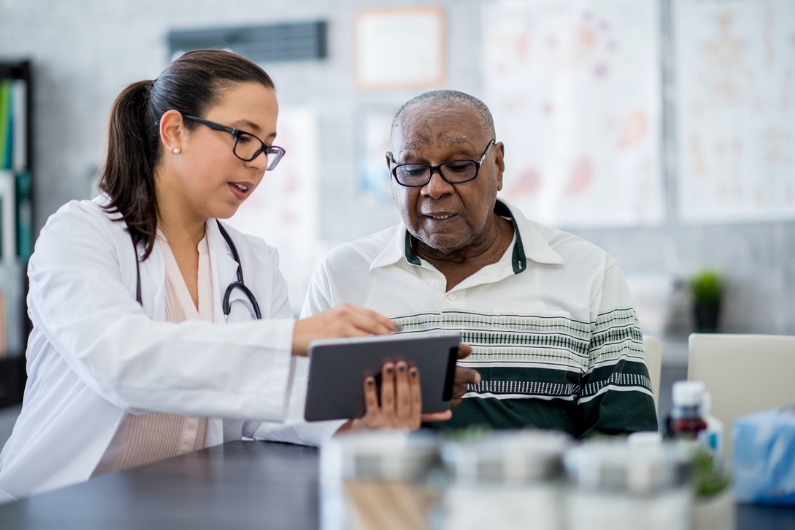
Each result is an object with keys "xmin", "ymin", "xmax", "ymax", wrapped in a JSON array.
[
  {"xmin": 183, "ymin": 115, "xmax": 286, "ymax": 170},
  {"xmin": 390, "ymin": 140, "xmax": 495, "ymax": 187}
]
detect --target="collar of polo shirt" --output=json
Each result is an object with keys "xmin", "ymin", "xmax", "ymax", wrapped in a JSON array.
[{"xmin": 369, "ymin": 199, "xmax": 565, "ymax": 273}]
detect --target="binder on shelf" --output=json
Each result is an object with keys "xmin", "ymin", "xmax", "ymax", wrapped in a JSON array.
[
  {"xmin": 0, "ymin": 80, "xmax": 10, "ymax": 169},
  {"xmin": 12, "ymin": 80, "xmax": 27, "ymax": 171},
  {"xmin": 0, "ymin": 289, "xmax": 6, "ymax": 357},
  {"xmin": 0, "ymin": 79, "xmax": 26, "ymax": 171},
  {"xmin": 0, "ymin": 261, "xmax": 23, "ymax": 355},
  {"xmin": 0, "ymin": 171, "xmax": 16, "ymax": 263},
  {"xmin": 16, "ymin": 170, "xmax": 32, "ymax": 261}
]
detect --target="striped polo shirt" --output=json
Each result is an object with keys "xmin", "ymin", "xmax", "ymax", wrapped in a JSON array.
[{"xmin": 302, "ymin": 199, "xmax": 657, "ymax": 437}]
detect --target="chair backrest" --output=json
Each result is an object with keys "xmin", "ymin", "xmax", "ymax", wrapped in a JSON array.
[
  {"xmin": 643, "ymin": 335, "xmax": 662, "ymax": 415},
  {"xmin": 688, "ymin": 333, "xmax": 795, "ymax": 457}
]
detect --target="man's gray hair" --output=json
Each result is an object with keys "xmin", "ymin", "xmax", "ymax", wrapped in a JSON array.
[{"xmin": 391, "ymin": 90, "xmax": 496, "ymax": 141}]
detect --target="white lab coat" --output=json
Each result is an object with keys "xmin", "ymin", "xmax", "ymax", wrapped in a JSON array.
[{"xmin": 0, "ymin": 196, "xmax": 300, "ymax": 501}]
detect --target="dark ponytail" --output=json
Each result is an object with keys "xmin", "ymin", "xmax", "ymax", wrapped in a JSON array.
[{"xmin": 99, "ymin": 50, "xmax": 275, "ymax": 259}]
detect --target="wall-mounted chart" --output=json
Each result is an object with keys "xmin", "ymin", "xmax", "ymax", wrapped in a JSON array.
[
  {"xmin": 482, "ymin": 0, "xmax": 663, "ymax": 228},
  {"xmin": 226, "ymin": 106, "xmax": 320, "ymax": 315},
  {"xmin": 676, "ymin": 0, "xmax": 795, "ymax": 224}
]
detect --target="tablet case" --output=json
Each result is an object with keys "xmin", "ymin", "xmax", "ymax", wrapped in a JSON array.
[{"xmin": 304, "ymin": 332, "xmax": 460, "ymax": 422}]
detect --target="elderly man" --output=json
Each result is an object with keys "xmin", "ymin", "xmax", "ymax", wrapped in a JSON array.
[
  {"xmin": 299, "ymin": 90, "xmax": 657, "ymax": 437},
  {"xmin": 258, "ymin": 90, "xmax": 656, "ymax": 443}
]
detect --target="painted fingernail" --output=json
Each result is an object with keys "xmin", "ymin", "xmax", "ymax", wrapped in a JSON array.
[
  {"xmin": 411, "ymin": 369, "xmax": 418, "ymax": 378},
  {"xmin": 386, "ymin": 366, "xmax": 393, "ymax": 375},
  {"xmin": 398, "ymin": 364, "xmax": 406, "ymax": 373},
  {"xmin": 366, "ymin": 378, "xmax": 374, "ymax": 386}
]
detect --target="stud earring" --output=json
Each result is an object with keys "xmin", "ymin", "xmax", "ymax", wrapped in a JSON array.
[{"xmin": 172, "ymin": 148, "xmax": 180, "ymax": 154}]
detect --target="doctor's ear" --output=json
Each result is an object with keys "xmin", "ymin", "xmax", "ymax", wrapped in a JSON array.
[{"xmin": 158, "ymin": 109, "xmax": 187, "ymax": 155}]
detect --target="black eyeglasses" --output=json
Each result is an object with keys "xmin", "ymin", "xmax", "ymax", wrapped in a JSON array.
[
  {"xmin": 390, "ymin": 140, "xmax": 496, "ymax": 187},
  {"xmin": 183, "ymin": 115, "xmax": 286, "ymax": 170}
]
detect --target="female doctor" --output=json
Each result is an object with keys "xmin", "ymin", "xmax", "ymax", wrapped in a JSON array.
[{"xmin": 0, "ymin": 50, "xmax": 444, "ymax": 502}]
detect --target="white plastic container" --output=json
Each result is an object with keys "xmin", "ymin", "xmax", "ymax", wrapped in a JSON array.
[
  {"xmin": 564, "ymin": 441, "xmax": 693, "ymax": 530},
  {"xmin": 440, "ymin": 431, "xmax": 572, "ymax": 530},
  {"xmin": 320, "ymin": 432, "xmax": 440, "ymax": 530}
]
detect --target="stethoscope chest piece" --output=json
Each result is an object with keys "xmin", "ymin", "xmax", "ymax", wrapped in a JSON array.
[{"xmin": 222, "ymin": 280, "xmax": 262, "ymax": 321}]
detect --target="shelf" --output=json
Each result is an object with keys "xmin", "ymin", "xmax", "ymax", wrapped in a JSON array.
[{"xmin": 0, "ymin": 59, "xmax": 33, "ymax": 408}]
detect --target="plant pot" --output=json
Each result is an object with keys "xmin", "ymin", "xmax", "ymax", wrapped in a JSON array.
[{"xmin": 694, "ymin": 303, "xmax": 721, "ymax": 333}]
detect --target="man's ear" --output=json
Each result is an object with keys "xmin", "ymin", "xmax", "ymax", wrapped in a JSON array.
[
  {"xmin": 385, "ymin": 152, "xmax": 393, "ymax": 171},
  {"xmin": 494, "ymin": 142, "xmax": 505, "ymax": 191},
  {"xmin": 159, "ymin": 109, "xmax": 186, "ymax": 154}
]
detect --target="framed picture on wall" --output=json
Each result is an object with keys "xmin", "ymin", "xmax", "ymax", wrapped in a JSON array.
[{"xmin": 353, "ymin": 6, "xmax": 446, "ymax": 90}]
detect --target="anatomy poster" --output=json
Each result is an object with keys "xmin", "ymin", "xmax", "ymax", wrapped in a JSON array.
[
  {"xmin": 676, "ymin": 0, "xmax": 795, "ymax": 223},
  {"xmin": 226, "ymin": 106, "xmax": 320, "ymax": 315},
  {"xmin": 482, "ymin": 0, "xmax": 663, "ymax": 227}
]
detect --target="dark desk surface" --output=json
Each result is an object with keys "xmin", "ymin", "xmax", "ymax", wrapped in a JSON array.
[
  {"xmin": 0, "ymin": 440, "xmax": 793, "ymax": 530},
  {"xmin": 0, "ymin": 441, "xmax": 319, "ymax": 530}
]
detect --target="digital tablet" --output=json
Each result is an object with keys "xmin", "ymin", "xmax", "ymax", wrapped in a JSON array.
[{"xmin": 304, "ymin": 332, "xmax": 461, "ymax": 422}]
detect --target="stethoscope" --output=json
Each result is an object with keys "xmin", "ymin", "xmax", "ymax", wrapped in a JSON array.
[{"xmin": 131, "ymin": 219, "xmax": 262, "ymax": 321}]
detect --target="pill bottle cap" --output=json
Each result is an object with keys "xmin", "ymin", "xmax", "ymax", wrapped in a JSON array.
[
  {"xmin": 321, "ymin": 432, "xmax": 439, "ymax": 482},
  {"xmin": 565, "ymin": 440, "xmax": 691, "ymax": 494},
  {"xmin": 672, "ymin": 381, "xmax": 705, "ymax": 407},
  {"xmin": 442, "ymin": 430, "xmax": 572, "ymax": 484}
]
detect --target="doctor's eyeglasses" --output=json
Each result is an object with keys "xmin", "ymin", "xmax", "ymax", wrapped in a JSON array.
[{"xmin": 183, "ymin": 115, "xmax": 286, "ymax": 170}]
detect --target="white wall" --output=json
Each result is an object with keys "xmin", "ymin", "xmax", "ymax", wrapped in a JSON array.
[{"xmin": 1, "ymin": 0, "xmax": 793, "ymax": 334}]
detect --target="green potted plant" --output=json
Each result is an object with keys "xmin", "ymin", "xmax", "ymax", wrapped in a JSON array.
[
  {"xmin": 689, "ymin": 270, "xmax": 724, "ymax": 333},
  {"xmin": 692, "ymin": 447, "xmax": 733, "ymax": 530}
]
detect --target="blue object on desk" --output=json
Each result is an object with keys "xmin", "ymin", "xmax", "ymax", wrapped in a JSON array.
[{"xmin": 733, "ymin": 404, "xmax": 795, "ymax": 506}]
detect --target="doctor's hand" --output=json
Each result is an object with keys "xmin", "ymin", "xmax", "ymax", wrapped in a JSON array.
[
  {"xmin": 292, "ymin": 303, "xmax": 400, "ymax": 357},
  {"xmin": 451, "ymin": 344, "xmax": 481, "ymax": 410}
]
